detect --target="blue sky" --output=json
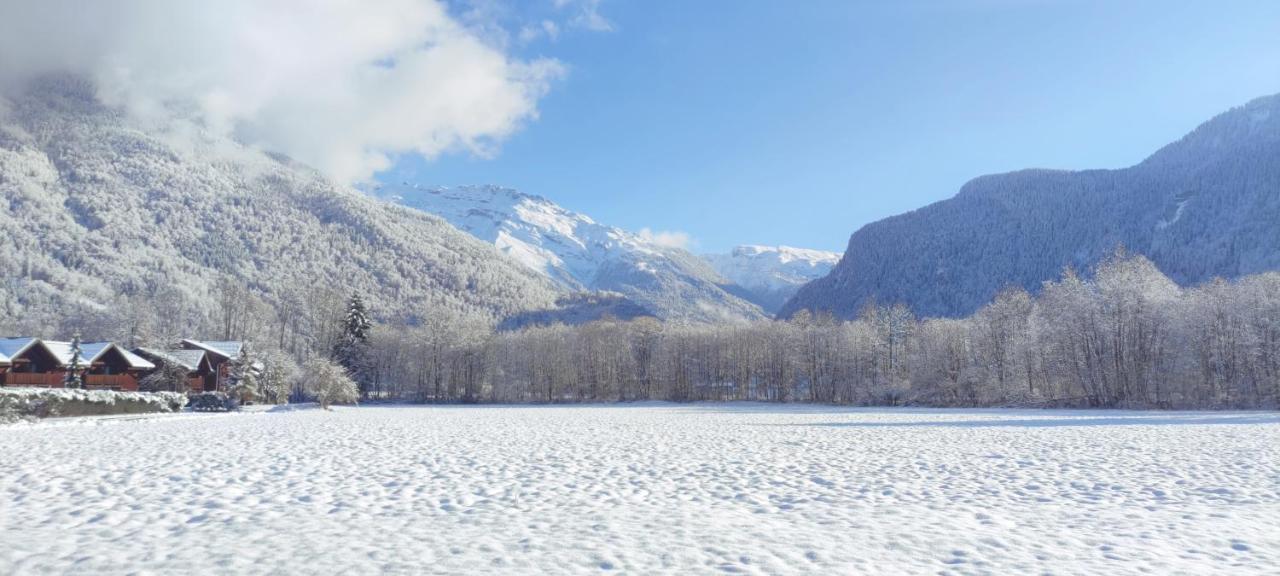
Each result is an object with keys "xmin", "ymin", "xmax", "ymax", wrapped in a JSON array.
[{"xmin": 380, "ymin": 0, "xmax": 1280, "ymax": 253}]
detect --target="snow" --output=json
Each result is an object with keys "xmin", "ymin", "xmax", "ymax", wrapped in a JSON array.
[
  {"xmin": 1157, "ymin": 199, "xmax": 1190, "ymax": 230},
  {"xmin": 181, "ymin": 339, "xmax": 243, "ymax": 359},
  {"xmin": 38, "ymin": 340, "xmax": 74, "ymax": 365},
  {"xmin": 706, "ymin": 245, "xmax": 841, "ymax": 292},
  {"xmin": 1, "ymin": 340, "xmax": 156, "ymax": 369},
  {"xmin": 0, "ymin": 338, "xmax": 38, "ymax": 362},
  {"xmin": 2, "ymin": 405, "xmax": 1276, "ymax": 575},
  {"xmin": 370, "ymin": 184, "xmax": 769, "ymax": 322},
  {"xmin": 705, "ymin": 246, "xmax": 842, "ymax": 312},
  {"xmin": 134, "ymin": 347, "xmax": 207, "ymax": 371},
  {"xmin": 369, "ymin": 184, "xmax": 672, "ymax": 291}
]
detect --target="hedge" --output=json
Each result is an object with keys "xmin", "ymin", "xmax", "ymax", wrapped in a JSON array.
[{"xmin": 0, "ymin": 388, "xmax": 188, "ymax": 422}]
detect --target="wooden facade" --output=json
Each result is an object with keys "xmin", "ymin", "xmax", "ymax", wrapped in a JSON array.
[
  {"xmin": 0, "ymin": 339, "xmax": 69, "ymax": 388},
  {"xmin": 132, "ymin": 347, "xmax": 216, "ymax": 393},
  {"xmin": 1, "ymin": 337, "xmax": 247, "ymax": 395},
  {"xmin": 82, "ymin": 346, "xmax": 147, "ymax": 391},
  {"xmin": 179, "ymin": 340, "xmax": 244, "ymax": 391},
  {"xmin": 0, "ymin": 339, "xmax": 154, "ymax": 392}
]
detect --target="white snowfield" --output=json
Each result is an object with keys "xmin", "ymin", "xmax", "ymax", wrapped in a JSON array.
[{"xmin": 1, "ymin": 405, "xmax": 1277, "ymax": 575}]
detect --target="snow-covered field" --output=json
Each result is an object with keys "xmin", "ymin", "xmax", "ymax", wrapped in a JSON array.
[{"xmin": 2, "ymin": 405, "xmax": 1277, "ymax": 575}]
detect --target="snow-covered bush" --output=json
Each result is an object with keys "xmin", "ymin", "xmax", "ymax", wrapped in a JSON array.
[
  {"xmin": 0, "ymin": 388, "xmax": 187, "ymax": 420},
  {"xmin": 219, "ymin": 343, "xmax": 260, "ymax": 405},
  {"xmin": 303, "ymin": 358, "xmax": 359, "ymax": 410},
  {"xmin": 257, "ymin": 349, "xmax": 298, "ymax": 405},
  {"xmin": 188, "ymin": 392, "xmax": 239, "ymax": 412}
]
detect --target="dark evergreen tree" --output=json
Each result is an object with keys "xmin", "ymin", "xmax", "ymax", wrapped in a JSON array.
[
  {"xmin": 333, "ymin": 292, "xmax": 374, "ymax": 397},
  {"xmin": 63, "ymin": 333, "xmax": 84, "ymax": 389}
]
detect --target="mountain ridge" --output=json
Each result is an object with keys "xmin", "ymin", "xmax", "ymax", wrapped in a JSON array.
[
  {"xmin": 372, "ymin": 183, "xmax": 770, "ymax": 323},
  {"xmin": 703, "ymin": 245, "xmax": 841, "ymax": 314},
  {"xmin": 781, "ymin": 92, "xmax": 1280, "ymax": 319}
]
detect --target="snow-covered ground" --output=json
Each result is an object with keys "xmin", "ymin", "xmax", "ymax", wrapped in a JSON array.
[{"xmin": 2, "ymin": 405, "xmax": 1277, "ymax": 575}]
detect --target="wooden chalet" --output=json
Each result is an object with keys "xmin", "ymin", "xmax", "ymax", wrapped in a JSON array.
[
  {"xmin": 179, "ymin": 339, "xmax": 248, "ymax": 391},
  {"xmin": 2, "ymin": 337, "xmax": 253, "ymax": 394},
  {"xmin": 0, "ymin": 338, "xmax": 154, "ymax": 391},
  {"xmin": 0, "ymin": 338, "xmax": 54, "ymax": 387},
  {"xmin": 132, "ymin": 347, "xmax": 216, "ymax": 392},
  {"xmin": 78, "ymin": 342, "xmax": 155, "ymax": 390}
]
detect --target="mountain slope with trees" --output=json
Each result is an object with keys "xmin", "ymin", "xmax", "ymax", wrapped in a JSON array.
[
  {"xmin": 0, "ymin": 77, "xmax": 559, "ymax": 352},
  {"xmin": 782, "ymin": 93, "xmax": 1280, "ymax": 319}
]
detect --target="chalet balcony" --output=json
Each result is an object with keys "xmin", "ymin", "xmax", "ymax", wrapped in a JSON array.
[
  {"xmin": 3, "ymin": 372, "xmax": 66, "ymax": 387},
  {"xmin": 85, "ymin": 374, "xmax": 137, "ymax": 390}
]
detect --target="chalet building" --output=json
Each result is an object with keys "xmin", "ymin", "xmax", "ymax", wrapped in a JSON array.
[
  {"xmin": 78, "ymin": 343, "xmax": 156, "ymax": 391},
  {"xmin": 179, "ymin": 340, "xmax": 248, "ymax": 391},
  {"xmin": 2, "ymin": 337, "xmax": 251, "ymax": 394},
  {"xmin": 1, "ymin": 338, "xmax": 69, "ymax": 388},
  {"xmin": 0, "ymin": 338, "xmax": 154, "ymax": 391},
  {"xmin": 132, "ymin": 348, "xmax": 216, "ymax": 392}
]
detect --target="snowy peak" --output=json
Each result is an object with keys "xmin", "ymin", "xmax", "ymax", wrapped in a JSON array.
[
  {"xmin": 729, "ymin": 245, "xmax": 842, "ymax": 268},
  {"xmin": 371, "ymin": 183, "xmax": 767, "ymax": 323},
  {"xmin": 375, "ymin": 184, "xmax": 606, "ymax": 289},
  {"xmin": 705, "ymin": 245, "xmax": 841, "ymax": 314}
]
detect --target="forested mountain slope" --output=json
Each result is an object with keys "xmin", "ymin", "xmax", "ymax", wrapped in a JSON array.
[
  {"xmin": 373, "ymin": 183, "xmax": 767, "ymax": 323},
  {"xmin": 0, "ymin": 77, "xmax": 559, "ymax": 343},
  {"xmin": 782, "ymin": 93, "xmax": 1280, "ymax": 319}
]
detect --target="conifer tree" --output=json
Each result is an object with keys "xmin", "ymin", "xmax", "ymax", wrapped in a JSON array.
[
  {"xmin": 227, "ymin": 342, "xmax": 260, "ymax": 404},
  {"xmin": 333, "ymin": 292, "xmax": 374, "ymax": 397},
  {"xmin": 63, "ymin": 333, "xmax": 84, "ymax": 389}
]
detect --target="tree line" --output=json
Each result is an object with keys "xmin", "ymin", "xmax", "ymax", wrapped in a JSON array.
[
  {"xmin": 355, "ymin": 252, "xmax": 1278, "ymax": 409},
  {"xmin": 10, "ymin": 250, "xmax": 1278, "ymax": 410}
]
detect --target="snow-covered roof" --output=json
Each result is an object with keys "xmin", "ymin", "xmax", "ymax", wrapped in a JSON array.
[
  {"xmin": 80, "ymin": 342, "xmax": 112, "ymax": 363},
  {"xmin": 1, "ymin": 339, "xmax": 154, "ymax": 370},
  {"xmin": 0, "ymin": 337, "xmax": 39, "ymax": 363},
  {"xmin": 135, "ymin": 348, "xmax": 207, "ymax": 372},
  {"xmin": 41, "ymin": 340, "xmax": 75, "ymax": 365},
  {"xmin": 80, "ymin": 342, "xmax": 156, "ymax": 371},
  {"xmin": 181, "ymin": 339, "xmax": 243, "ymax": 360}
]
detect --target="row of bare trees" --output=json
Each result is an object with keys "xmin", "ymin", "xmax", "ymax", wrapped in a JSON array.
[
  {"xmin": 367, "ymin": 253, "xmax": 1279, "ymax": 409},
  {"xmin": 18, "ymin": 251, "xmax": 1276, "ymax": 409}
]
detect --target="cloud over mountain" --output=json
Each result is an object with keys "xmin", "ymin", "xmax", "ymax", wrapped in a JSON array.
[{"xmin": 0, "ymin": 0, "xmax": 562, "ymax": 183}]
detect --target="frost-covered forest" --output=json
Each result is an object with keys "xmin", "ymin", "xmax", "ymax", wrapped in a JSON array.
[
  {"xmin": 783, "ymin": 93, "xmax": 1280, "ymax": 319},
  {"xmin": 0, "ymin": 77, "xmax": 560, "ymax": 338},
  {"xmin": 359, "ymin": 252, "xmax": 1278, "ymax": 409}
]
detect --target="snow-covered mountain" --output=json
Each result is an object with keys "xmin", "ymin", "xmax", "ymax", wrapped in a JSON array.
[
  {"xmin": 0, "ymin": 76, "xmax": 560, "ymax": 339},
  {"xmin": 371, "ymin": 184, "xmax": 767, "ymax": 323},
  {"xmin": 704, "ymin": 246, "xmax": 841, "ymax": 314},
  {"xmin": 782, "ymin": 92, "xmax": 1280, "ymax": 319}
]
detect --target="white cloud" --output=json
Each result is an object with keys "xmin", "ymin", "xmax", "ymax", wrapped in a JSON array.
[
  {"xmin": 0, "ymin": 0, "xmax": 564, "ymax": 184},
  {"xmin": 638, "ymin": 228, "xmax": 694, "ymax": 250},
  {"xmin": 555, "ymin": 0, "xmax": 614, "ymax": 33},
  {"xmin": 518, "ymin": 20, "xmax": 561, "ymax": 44}
]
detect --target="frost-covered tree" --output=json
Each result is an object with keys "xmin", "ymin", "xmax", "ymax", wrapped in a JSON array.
[
  {"xmin": 257, "ymin": 349, "xmax": 297, "ymax": 405},
  {"xmin": 63, "ymin": 334, "xmax": 84, "ymax": 389},
  {"xmin": 303, "ymin": 358, "xmax": 359, "ymax": 410},
  {"xmin": 333, "ymin": 291, "xmax": 374, "ymax": 396},
  {"xmin": 226, "ymin": 343, "xmax": 260, "ymax": 404},
  {"xmin": 140, "ymin": 360, "xmax": 191, "ymax": 393}
]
